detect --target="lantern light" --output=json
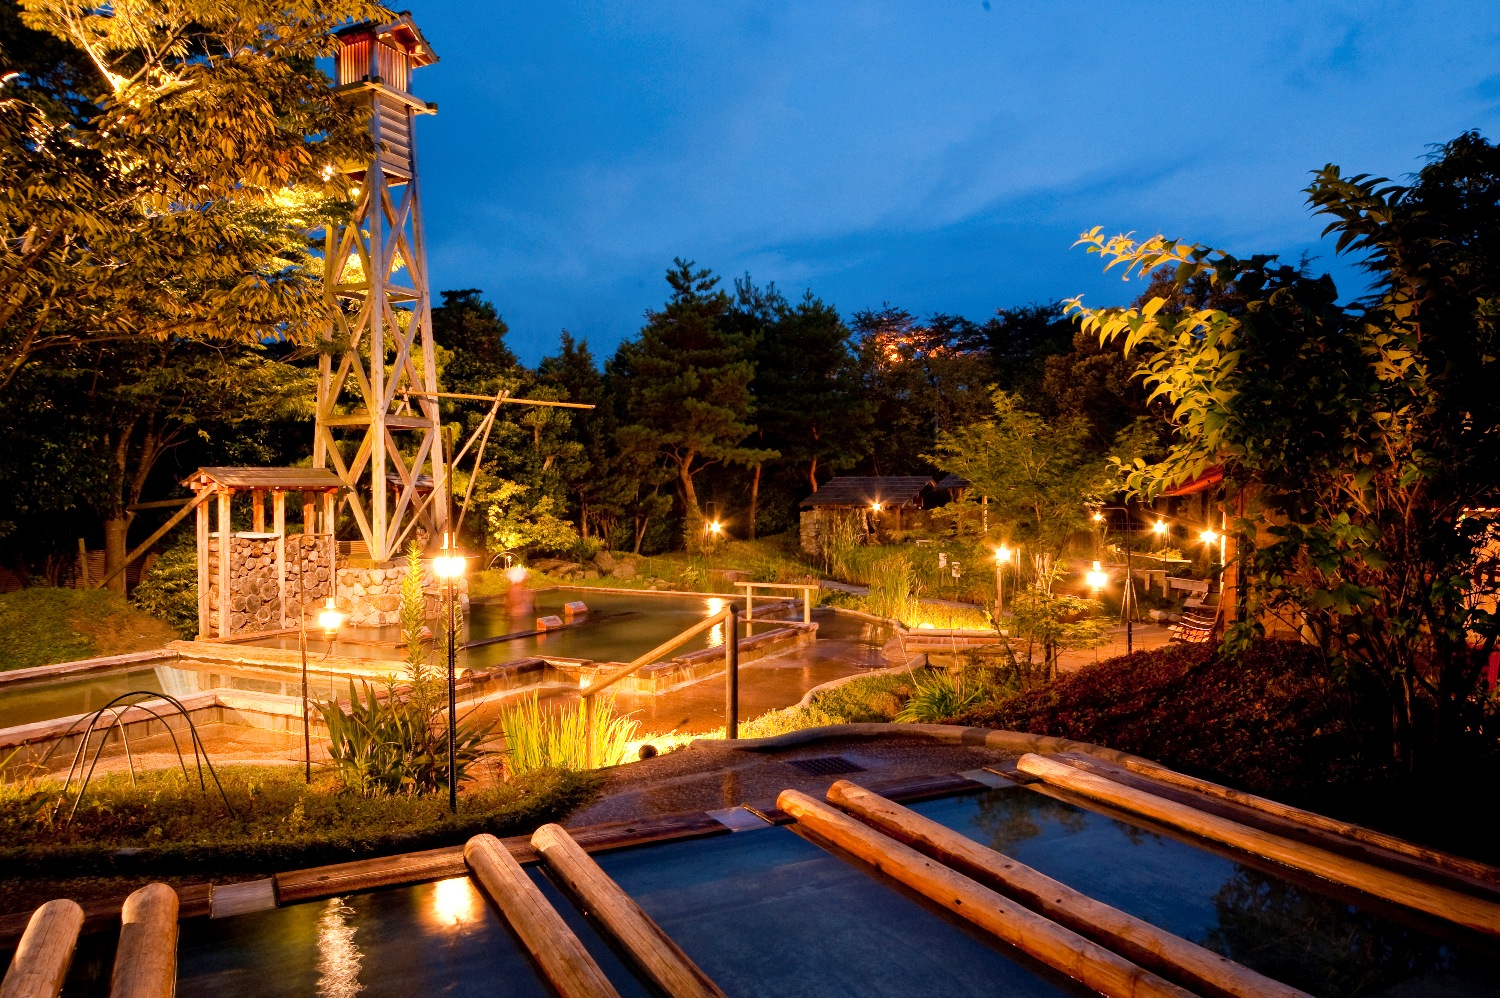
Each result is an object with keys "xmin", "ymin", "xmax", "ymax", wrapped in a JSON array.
[
  {"xmin": 994, "ymin": 545, "xmax": 1011, "ymax": 564},
  {"xmin": 870, "ymin": 501, "xmax": 883, "ymax": 513},
  {"xmin": 317, "ymin": 597, "xmax": 345, "ymax": 638},
  {"xmin": 1085, "ymin": 560, "xmax": 1108, "ymax": 590},
  {"xmin": 1199, "ymin": 529, "xmax": 1219, "ymax": 545},
  {"xmin": 707, "ymin": 520, "xmax": 723, "ymax": 535},
  {"xmin": 1153, "ymin": 519, "xmax": 1168, "ymax": 535},
  {"xmin": 1091, "ymin": 511, "xmax": 1104, "ymax": 524}
]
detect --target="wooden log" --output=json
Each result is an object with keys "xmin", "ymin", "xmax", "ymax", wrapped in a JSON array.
[
  {"xmin": 1109, "ymin": 755, "xmax": 1500, "ymax": 889},
  {"xmin": 1050, "ymin": 752, "xmax": 1500, "ymax": 902},
  {"xmin": 273, "ymin": 491, "xmax": 287, "ymax": 630},
  {"xmin": 216, "ymin": 490, "xmax": 232, "ymax": 639},
  {"xmin": 109, "ymin": 883, "xmax": 177, "ymax": 998},
  {"xmin": 1015, "ymin": 753, "xmax": 1500, "ymax": 937},
  {"xmin": 532, "ymin": 824, "xmax": 726, "ymax": 998},
  {"xmin": 0, "ymin": 899, "xmax": 84, "ymax": 998},
  {"xmin": 464, "ymin": 834, "xmax": 620, "ymax": 998},
  {"xmin": 195, "ymin": 500, "xmax": 209, "ymax": 637},
  {"xmin": 825, "ymin": 780, "xmax": 1308, "ymax": 998},
  {"xmin": 776, "ymin": 790, "xmax": 1195, "ymax": 998}
]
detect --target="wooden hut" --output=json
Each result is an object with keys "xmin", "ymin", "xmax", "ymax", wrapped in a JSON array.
[
  {"xmin": 799, "ymin": 476, "xmax": 937, "ymax": 553},
  {"xmin": 183, "ymin": 468, "xmax": 344, "ymax": 640}
]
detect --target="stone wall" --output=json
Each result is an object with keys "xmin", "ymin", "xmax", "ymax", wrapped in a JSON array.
[
  {"xmin": 207, "ymin": 533, "xmax": 335, "ymax": 637},
  {"xmin": 334, "ymin": 562, "xmax": 468, "ymax": 629},
  {"xmin": 204, "ymin": 533, "xmax": 465, "ymax": 635}
]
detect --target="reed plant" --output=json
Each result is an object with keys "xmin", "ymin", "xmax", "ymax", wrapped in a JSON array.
[
  {"xmin": 501, "ymin": 693, "xmax": 641, "ymax": 774},
  {"xmin": 865, "ymin": 553, "xmax": 919, "ymax": 625}
]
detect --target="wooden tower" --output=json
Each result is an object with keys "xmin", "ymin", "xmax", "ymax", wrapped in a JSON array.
[{"xmin": 317, "ymin": 14, "xmax": 445, "ymax": 563}]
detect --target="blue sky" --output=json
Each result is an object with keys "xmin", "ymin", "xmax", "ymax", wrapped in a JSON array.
[{"xmin": 396, "ymin": 2, "xmax": 1500, "ymax": 363}]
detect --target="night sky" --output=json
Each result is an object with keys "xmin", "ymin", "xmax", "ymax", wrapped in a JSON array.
[{"xmin": 391, "ymin": 2, "xmax": 1500, "ymax": 363}]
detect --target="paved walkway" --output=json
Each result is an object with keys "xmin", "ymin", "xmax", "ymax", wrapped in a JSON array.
[{"xmin": 1057, "ymin": 622, "xmax": 1173, "ymax": 672}]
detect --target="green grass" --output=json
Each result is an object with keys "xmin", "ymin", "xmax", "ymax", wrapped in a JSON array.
[
  {"xmin": 0, "ymin": 587, "xmax": 180, "ymax": 671},
  {"xmin": 0, "ymin": 764, "xmax": 598, "ymax": 880},
  {"xmin": 500, "ymin": 694, "xmax": 641, "ymax": 773}
]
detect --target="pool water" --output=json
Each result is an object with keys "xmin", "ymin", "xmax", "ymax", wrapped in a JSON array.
[
  {"xmin": 159, "ymin": 828, "xmax": 1082, "ymax": 998},
  {"xmin": 250, "ymin": 591, "xmax": 760, "ymax": 671},
  {"xmin": 911, "ymin": 787, "xmax": 1500, "ymax": 998}
]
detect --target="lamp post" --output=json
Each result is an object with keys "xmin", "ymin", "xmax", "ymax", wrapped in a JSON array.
[
  {"xmin": 431, "ymin": 535, "xmax": 467, "ymax": 813},
  {"xmin": 299, "ymin": 594, "xmax": 344, "ymax": 784},
  {"xmin": 993, "ymin": 545, "xmax": 1012, "ymax": 620}
]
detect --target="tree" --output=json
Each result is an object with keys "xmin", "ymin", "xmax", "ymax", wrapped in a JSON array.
[
  {"xmin": 2, "ymin": 0, "xmax": 380, "ymax": 387},
  {"xmin": 1067, "ymin": 132, "xmax": 1500, "ymax": 767},
  {"xmin": 853, "ymin": 307, "xmax": 993, "ymax": 474},
  {"xmin": 977, "ymin": 302, "xmax": 1077, "ymax": 407},
  {"xmin": 616, "ymin": 260, "xmax": 774, "ymax": 551},
  {"xmin": 929, "ymin": 390, "xmax": 1111, "ymax": 572}
]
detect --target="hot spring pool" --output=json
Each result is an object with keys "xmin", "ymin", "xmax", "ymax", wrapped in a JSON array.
[
  {"xmin": 910, "ymin": 787, "xmax": 1500, "ymax": 998},
  {"xmin": 17, "ymin": 782, "xmax": 1500, "ymax": 998}
]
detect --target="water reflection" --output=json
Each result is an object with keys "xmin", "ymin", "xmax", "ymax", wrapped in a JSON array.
[
  {"xmin": 315, "ymin": 897, "xmax": 363, "ymax": 998},
  {"xmin": 428, "ymin": 877, "xmax": 482, "ymax": 927},
  {"xmin": 706, "ymin": 598, "xmax": 725, "ymax": 648}
]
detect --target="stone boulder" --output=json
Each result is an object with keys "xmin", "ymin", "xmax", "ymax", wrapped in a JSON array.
[
  {"xmin": 593, "ymin": 549, "xmax": 617, "ymax": 573},
  {"xmin": 612, "ymin": 561, "xmax": 636, "ymax": 581}
]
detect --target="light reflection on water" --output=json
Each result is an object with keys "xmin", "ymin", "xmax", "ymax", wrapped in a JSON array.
[
  {"xmin": 428, "ymin": 876, "xmax": 482, "ymax": 927},
  {"xmin": 315, "ymin": 897, "xmax": 363, "ymax": 998},
  {"xmin": 705, "ymin": 598, "xmax": 725, "ymax": 648}
]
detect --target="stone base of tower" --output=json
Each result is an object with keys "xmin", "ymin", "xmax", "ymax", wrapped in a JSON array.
[{"xmin": 333, "ymin": 559, "xmax": 469, "ymax": 629}]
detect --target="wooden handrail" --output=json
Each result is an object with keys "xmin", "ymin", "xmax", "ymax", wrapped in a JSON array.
[{"xmin": 584, "ymin": 609, "xmax": 735, "ymax": 699}]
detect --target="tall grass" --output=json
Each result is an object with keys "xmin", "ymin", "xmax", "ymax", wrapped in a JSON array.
[
  {"xmin": 866, "ymin": 554, "xmax": 919, "ymax": 625},
  {"xmin": 501, "ymin": 694, "xmax": 641, "ymax": 773}
]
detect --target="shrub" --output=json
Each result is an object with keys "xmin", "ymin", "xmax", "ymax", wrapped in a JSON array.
[
  {"xmin": 319, "ymin": 543, "xmax": 494, "ymax": 796},
  {"xmin": 738, "ymin": 703, "xmax": 844, "ymax": 738},
  {"xmin": 130, "ymin": 541, "xmax": 199, "ymax": 635},
  {"xmin": 500, "ymin": 694, "xmax": 641, "ymax": 773},
  {"xmin": 954, "ymin": 639, "xmax": 1365, "ymax": 795},
  {"xmin": 866, "ymin": 554, "xmax": 919, "ymax": 625},
  {"xmin": 896, "ymin": 668, "xmax": 986, "ymax": 723},
  {"xmin": 0, "ymin": 765, "xmax": 595, "ymax": 877}
]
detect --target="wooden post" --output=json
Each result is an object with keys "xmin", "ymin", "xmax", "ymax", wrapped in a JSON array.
[
  {"xmin": 195, "ymin": 498, "xmax": 209, "ymax": 638},
  {"xmin": 802, "ymin": 585, "xmax": 811, "ymax": 625},
  {"xmin": 744, "ymin": 586, "xmax": 754, "ymax": 622},
  {"xmin": 725, "ymin": 612, "xmax": 738, "ymax": 740},
  {"xmin": 273, "ymin": 491, "xmax": 287, "ymax": 629},
  {"xmin": 323, "ymin": 492, "xmax": 335, "ymax": 543},
  {"xmin": 531, "ymin": 824, "xmax": 725, "ymax": 998},
  {"xmin": 777, "ymin": 790, "xmax": 1193, "ymax": 998},
  {"xmin": 1015, "ymin": 753, "xmax": 1500, "ymax": 937},
  {"xmin": 109, "ymin": 883, "xmax": 177, "ymax": 998},
  {"xmin": 0, "ymin": 899, "xmax": 85, "ymax": 998},
  {"xmin": 251, "ymin": 490, "xmax": 265, "ymax": 533},
  {"xmin": 76, "ymin": 539, "xmax": 88, "ymax": 590},
  {"xmin": 825, "ymin": 780, "xmax": 1307, "ymax": 998},
  {"xmin": 216, "ymin": 490, "xmax": 232, "ymax": 639},
  {"xmin": 464, "ymin": 834, "xmax": 621, "ymax": 998},
  {"xmin": 302, "ymin": 492, "xmax": 315, "ymax": 536}
]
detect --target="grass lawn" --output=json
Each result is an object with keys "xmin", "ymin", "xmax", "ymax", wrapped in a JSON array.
[
  {"xmin": 0, "ymin": 765, "xmax": 597, "ymax": 914},
  {"xmin": 0, "ymin": 587, "xmax": 180, "ymax": 671}
]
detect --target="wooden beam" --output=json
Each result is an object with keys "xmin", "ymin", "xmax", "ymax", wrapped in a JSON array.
[
  {"xmin": 251, "ymin": 491, "xmax": 265, "ymax": 533},
  {"xmin": 93, "ymin": 488, "xmax": 216, "ymax": 592},
  {"xmin": 108, "ymin": 884, "xmax": 176, "ymax": 998},
  {"xmin": 217, "ymin": 490, "xmax": 232, "ymax": 639},
  {"xmin": 0, "ymin": 899, "xmax": 84, "ymax": 998},
  {"xmin": 463, "ymin": 834, "xmax": 621, "ymax": 998},
  {"xmin": 1015, "ymin": 753, "xmax": 1500, "ymax": 937},
  {"xmin": 532, "ymin": 824, "xmax": 726, "ymax": 998},
  {"xmin": 126, "ymin": 498, "xmax": 193, "ymax": 512},
  {"xmin": 824, "ymin": 780, "xmax": 1307, "ymax": 998},
  {"xmin": 776, "ymin": 790, "xmax": 1194, "ymax": 998},
  {"xmin": 195, "ymin": 501, "xmax": 209, "ymax": 638},
  {"xmin": 273, "ymin": 491, "xmax": 287, "ymax": 630},
  {"xmin": 402, "ymin": 389, "xmax": 595, "ymax": 410}
]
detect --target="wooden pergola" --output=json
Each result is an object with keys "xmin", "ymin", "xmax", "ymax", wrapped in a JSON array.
[{"xmin": 184, "ymin": 467, "xmax": 345, "ymax": 640}]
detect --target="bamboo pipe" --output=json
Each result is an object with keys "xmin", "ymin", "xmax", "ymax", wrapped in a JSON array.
[
  {"xmin": 109, "ymin": 883, "xmax": 177, "ymax": 998},
  {"xmin": 464, "ymin": 834, "xmax": 621, "ymax": 998},
  {"xmin": 532, "ymin": 824, "xmax": 726, "ymax": 998},
  {"xmin": 1015, "ymin": 753, "xmax": 1500, "ymax": 937},
  {"xmin": 825, "ymin": 780, "xmax": 1308, "ymax": 998},
  {"xmin": 0, "ymin": 900, "xmax": 85, "ymax": 998},
  {"xmin": 776, "ymin": 789, "xmax": 1196, "ymax": 998},
  {"xmin": 1111, "ymin": 756, "xmax": 1500, "ymax": 888}
]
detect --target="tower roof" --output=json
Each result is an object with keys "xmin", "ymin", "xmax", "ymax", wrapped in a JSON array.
[{"xmin": 336, "ymin": 11, "xmax": 438, "ymax": 67}]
